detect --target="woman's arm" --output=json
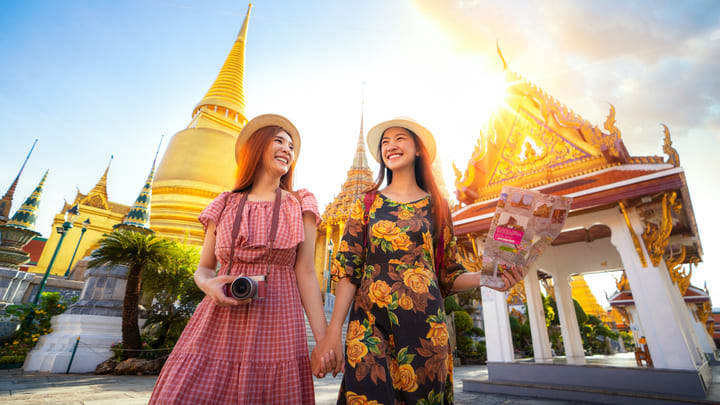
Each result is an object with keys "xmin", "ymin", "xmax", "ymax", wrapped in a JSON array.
[
  {"xmin": 450, "ymin": 266, "xmax": 524, "ymax": 292},
  {"xmin": 194, "ymin": 222, "xmax": 243, "ymax": 307},
  {"xmin": 315, "ymin": 277, "xmax": 356, "ymax": 376},
  {"xmin": 294, "ymin": 213, "xmax": 328, "ymax": 346}
]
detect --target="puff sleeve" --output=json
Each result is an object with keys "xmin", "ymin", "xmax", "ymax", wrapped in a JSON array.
[
  {"xmin": 294, "ymin": 188, "xmax": 321, "ymax": 226},
  {"xmin": 330, "ymin": 196, "xmax": 367, "ymax": 287},
  {"xmin": 198, "ymin": 191, "xmax": 231, "ymax": 232}
]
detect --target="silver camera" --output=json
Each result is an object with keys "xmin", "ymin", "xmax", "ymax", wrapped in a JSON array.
[{"xmin": 223, "ymin": 275, "xmax": 266, "ymax": 300}]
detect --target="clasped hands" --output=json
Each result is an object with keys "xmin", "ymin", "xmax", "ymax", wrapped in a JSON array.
[{"xmin": 310, "ymin": 327, "xmax": 344, "ymax": 378}]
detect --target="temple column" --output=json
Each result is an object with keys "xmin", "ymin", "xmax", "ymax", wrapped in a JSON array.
[
  {"xmin": 481, "ymin": 286, "xmax": 514, "ymax": 362},
  {"xmin": 524, "ymin": 267, "xmax": 552, "ymax": 362},
  {"xmin": 608, "ymin": 209, "xmax": 706, "ymax": 372},
  {"xmin": 553, "ymin": 274, "xmax": 585, "ymax": 364}
]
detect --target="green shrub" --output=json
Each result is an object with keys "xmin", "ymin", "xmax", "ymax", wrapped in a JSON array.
[
  {"xmin": 0, "ymin": 292, "xmax": 69, "ymax": 362},
  {"xmin": 444, "ymin": 296, "xmax": 462, "ymax": 314},
  {"xmin": 457, "ymin": 334, "xmax": 473, "ymax": 353},
  {"xmin": 470, "ymin": 326, "xmax": 484, "ymax": 337},
  {"xmin": 453, "ymin": 310, "xmax": 473, "ymax": 334}
]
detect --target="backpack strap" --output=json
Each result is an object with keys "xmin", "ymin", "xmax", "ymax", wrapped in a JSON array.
[
  {"xmin": 362, "ymin": 191, "xmax": 377, "ymax": 251},
  {"xmin": 434, "ymin": 215, "xmax": 445, "ymax": 279}
]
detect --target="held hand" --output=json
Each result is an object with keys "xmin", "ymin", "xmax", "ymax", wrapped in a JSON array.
[
  {"xmin": 498, "ymin": 265, "xmax": 525, "ymax": 292},
  {"xmin": 478, "ymin": 266, "xmax": 525, "ymax": 292},
  {"xmin": 199, "ymin": 275, "xmax": 249, "ymax": 307},
  {"xmin": 313, "ymin": 331, "xmax": 344, "ymax": 377}
]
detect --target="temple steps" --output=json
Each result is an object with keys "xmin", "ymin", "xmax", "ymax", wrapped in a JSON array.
[{"xmin": 464, "ymin": 377, "xmax": 720, "ymax": 405}]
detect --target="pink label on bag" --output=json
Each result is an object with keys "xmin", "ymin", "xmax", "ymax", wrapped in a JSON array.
[{"xmin": 493, "ymin": 226, "xmax": 524, "ymax": 245}]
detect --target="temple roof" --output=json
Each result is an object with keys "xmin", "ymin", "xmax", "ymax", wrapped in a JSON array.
[
  {"xmin": 609, "ymin": 283, "xmax": 710, "ymax": 306},
  {"xmin": 65, "ymin": 157, "xmax": 130, "ymax": 216},
  {"xmin": 451, "ymin": 48, "xmax": 702, "ymax": 264},
  {"xmin": 454, "ymin": 48, "xmax": 672, "ymax": 205},
  {"xmin": 321, "ymin": 102, "xmax": 374, "ymax": 228}
]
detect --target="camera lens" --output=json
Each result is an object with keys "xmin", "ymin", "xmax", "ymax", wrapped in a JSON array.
[{"xmin": 230, "ymin": 277, "xmax": 255, "ymax": 300}]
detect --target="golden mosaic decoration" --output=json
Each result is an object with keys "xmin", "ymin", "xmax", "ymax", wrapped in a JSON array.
[
  {"xmin": 618, "ymin": 201, "xmax": 647, "ymax": 267},
  {"xmin": 641, "ymin": 192, "xmax": 681, "ymax": 267}
]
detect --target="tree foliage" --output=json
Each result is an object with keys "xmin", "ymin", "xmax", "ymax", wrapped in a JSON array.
[
  {"xmin": 89, "ymin": 230, "xmax": 174, "ymax": 354},
  {"xmin": 141, "ymin": 243, "xmax": 203, "ymax": 351}
]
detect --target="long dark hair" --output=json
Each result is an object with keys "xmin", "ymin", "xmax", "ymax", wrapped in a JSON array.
[
  {"xmin": 367, "ymin": 128, "xmax": 449, "ymax": 237},
  {"xmin": 233, "ymin": 125, "xmax": 294, "ymax": 193}
]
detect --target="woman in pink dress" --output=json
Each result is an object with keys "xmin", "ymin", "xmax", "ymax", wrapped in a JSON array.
[{"xmin": 150, "ymin": 114, "xmax": 327, "ymax": 404}]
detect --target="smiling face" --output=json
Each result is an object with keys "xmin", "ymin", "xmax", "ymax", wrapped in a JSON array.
[
  {"xmin": 260, "ymin": 130, "xmax": 295, "ymax": 177},
  {"xmin": 380, "ymin": 127, "xmax": 418, "ymax": 172}
]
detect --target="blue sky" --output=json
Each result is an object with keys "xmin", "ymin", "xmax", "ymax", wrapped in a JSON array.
[{"xmin": 1, "ymin": 0, "xmax": 718, "ymax": 307}]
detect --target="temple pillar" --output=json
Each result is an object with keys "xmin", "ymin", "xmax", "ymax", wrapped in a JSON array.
[
  {"xmin": 481, "ymin": 286, "xmax": 514, "ymax": 362},
  {"xmin": 689, "ymin": 304, "xmax": 718, "ymax": 359},
  {"xmin": 608, "ymin": 209, "xmax": 707, "ymax": 375},
  {"xmin": 553, "ymin": 274, "xmax": 585, "ymax": 364},
  {"xmin": 524, "ymin": 268, "xmax": 552, "ymax": 362}
]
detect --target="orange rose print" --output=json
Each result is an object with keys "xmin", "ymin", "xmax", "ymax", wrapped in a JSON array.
[
  {"xmin": 390, "ymin": 232, "xmax": 412, "ymax": 251},
  {"xmin": 347, "ymin": 320, "xmax": 365, "ymax": 342},
  {"xmin": 402, "ymin": 267, "xmax": 432, "ymax": 294},
  {"xmin": 368, "ymin": 280, "xmax": 393, "ymax": 308},
  {"xmin": 392, "ymin": 363, "xmax": 419, "ymax": 392},
  {"xmin": 399, "ymin": 294, "xmax": 414, "ymax": 311},
  {"xmin": 346, "ymin": 339, "xmax": 369, "ymax": 368},
  {"xmin": 350, "ymin": 198, "xmax": 365, "ymax": 221},
  {"xmin": 426, "ymin": 321, "xmax": 449, "ymax": 347},
  {"xmin": 398, "ymin": 208, "xmax": 414, "ymax": 220},
  {"xmin": 346, "ymin": 391, "xmax": 380, "ymax": 405}
]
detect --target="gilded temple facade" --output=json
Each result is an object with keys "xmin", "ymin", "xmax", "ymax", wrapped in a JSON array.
[
  {"xmin": 456, "ymin": 48, "xmax": 711, "ymax": 398},
  {"xmin": 314, "ymin": 108, "xmax": 374, "ymax": 291},
  {"xmin": 150, "ymin": 5, "xmax": 252, "ymax": 245},
  {"xmin": 28, "ymin": 159, "xmax": 130, "ymax": 276}
]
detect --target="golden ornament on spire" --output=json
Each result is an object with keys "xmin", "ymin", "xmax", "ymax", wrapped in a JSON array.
[
  {"xmin": 80, "ymin": 156, "xmax": 112, "ymax": 210},
  {"xmin": 193, "ymin": 3, "xmax": 252, "ymax": 125}
]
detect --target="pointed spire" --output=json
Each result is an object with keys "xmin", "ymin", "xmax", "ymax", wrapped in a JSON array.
[
  {"xmin": 80, "ymin": 156, "xmax": 112, "ymax": 210},
  {"xmin": 91, "ymin": 155, "xmax": 112, "ymax": 196},
  {"xmin": 115, "ymin": 137, "xmax": 163, "ymax": 232},
  {"xmin": 193, "ymin": 3, "xmax": 252, "ymax": 123},
  {"xmin": 352, "ymin": 86, "xmax": 370, "ymax": 170},
  {"xmin": 0, "ymin": 139, "xmax": 37, "ymax": 223},
  {"xmin": 7, "ymin": 170, "xmax": 48, "ymax": 231}
]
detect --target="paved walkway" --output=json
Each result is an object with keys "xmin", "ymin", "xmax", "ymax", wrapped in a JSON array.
[{"xmin": 0, "ymin": 365, "xmax": 576, "ymax": 404}]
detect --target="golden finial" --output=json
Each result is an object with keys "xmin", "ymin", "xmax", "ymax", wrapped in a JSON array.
[
  {"xmin": 661, "ymin": 124, "xmax": 680, "ymax": 167},
  {"xmin": 496, "ymin": 40, "xmax": 507, "ymax": 70},
  {"xmin": 603, "ymin": 104, "xmax": 621, "ymax": 138}
]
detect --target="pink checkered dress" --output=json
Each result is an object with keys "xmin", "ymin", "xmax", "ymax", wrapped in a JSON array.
[{"xmin": 149, "ymin": 189, "xmax": 321, "ymax": 405}]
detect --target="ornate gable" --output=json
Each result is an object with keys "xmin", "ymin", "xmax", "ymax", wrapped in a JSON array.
[{"xmin": 453, "ymin": 49, "xmax": 673, "ymax": 206}]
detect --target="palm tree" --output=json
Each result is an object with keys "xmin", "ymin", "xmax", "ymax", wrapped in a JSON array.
[{"xmin": 89, "ymin": 230, "xmax": 173, "ymax": 355}]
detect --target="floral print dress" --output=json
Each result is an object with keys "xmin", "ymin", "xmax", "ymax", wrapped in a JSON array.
[{"xmin": 331, "ymin": 193, "xmax": 467, "ymax": 405}]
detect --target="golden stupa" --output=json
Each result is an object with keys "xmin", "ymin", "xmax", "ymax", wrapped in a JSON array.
[
  {"xmin": 571, "ymin": 275, "xmax": 610, "ymax": 323},
  {"xmin": 151, "ymin": 4, "xmax": 252, "ymax": 244}
]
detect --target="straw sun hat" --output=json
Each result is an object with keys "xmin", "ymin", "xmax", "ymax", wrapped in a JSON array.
[
  {"xmin": 235, "ymin": 114, "xmax": 301, "ymax": 163},
  {"xmin": 366, "ymin": 117, "xmax": 437, "ymax": 164}
]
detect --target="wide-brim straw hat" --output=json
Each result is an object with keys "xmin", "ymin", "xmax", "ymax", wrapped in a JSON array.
[
  {"xmin": 366, "ymin": 117, "xmax": 436, "ymax": 164},
  {"xmin": 236, "ymin": 114, "xmax": 301, "ymax": 163}
]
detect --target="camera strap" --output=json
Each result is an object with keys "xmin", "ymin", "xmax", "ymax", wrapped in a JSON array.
[{"xmin": 224, "ymin": 188, "xmax": 282, "ymax": 276}]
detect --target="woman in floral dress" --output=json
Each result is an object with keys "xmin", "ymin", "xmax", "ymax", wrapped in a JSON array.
[
  {"xmin": 314, "ymin": 118, "xmax": 522, "ymax": 405},
  {"xmin": 150, "ymin": 114, "xmax": 327, "ymax": 404}
]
